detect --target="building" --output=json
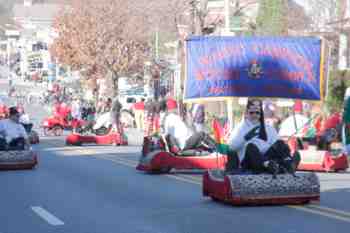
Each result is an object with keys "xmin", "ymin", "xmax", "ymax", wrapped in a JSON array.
[{"xmin": 12, "ymin": 0, "xmax": 62, "ymax": 78}]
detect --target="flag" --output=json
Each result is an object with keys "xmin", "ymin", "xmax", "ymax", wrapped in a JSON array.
[
  {"xmin": 212, "ymin": 118, "xmax": 224, "ymax": 144},
  {"xmin": 222, "ymin": 121, "xmax": 231, "ymax": 143},
  {"xmin": 212, "ymin": 118, "xmax": 230, "ymax": 154}
]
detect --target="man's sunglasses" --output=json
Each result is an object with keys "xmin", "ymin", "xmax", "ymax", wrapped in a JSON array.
[{"xmin": 248, "ymin": 111, "xmax": 260, "ymax": 115}]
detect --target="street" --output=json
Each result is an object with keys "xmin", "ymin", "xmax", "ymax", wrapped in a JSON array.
[
  {"xmin": 0, "ymin": 91, "xmax": 349, "ymax": 233},
  {"xmin": 1, "ymin": 134, "xmax": 350, "ymax": 233},
  {"xmin": 1, "ymin": 1, "xmax": 350, "ymax": 232}
]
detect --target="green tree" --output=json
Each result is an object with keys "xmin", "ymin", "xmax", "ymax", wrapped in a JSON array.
[{"xmin": 326, "ymin": 70, "xmax": 350, "ymax": 111}]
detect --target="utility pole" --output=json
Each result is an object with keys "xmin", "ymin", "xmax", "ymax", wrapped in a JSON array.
[
  {"xmin": 155, "ymin": 28, "xmax": 159, "ymax": 61},
  {"xmin": 190, "ymin": 0, "xmax": 196, "ymax": 35},
  {"xmin": 224, "ymin": 0, "xmax": 231, "ymax": 33}
]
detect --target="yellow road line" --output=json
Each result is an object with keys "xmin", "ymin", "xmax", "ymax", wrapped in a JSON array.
[
  {"xmin": 99, "ymin": 156, "xmax": 202, "ymax": 185},
  {"xmin": 164, "ymin": 174, "xmax": 202, "ymax": 185},
  {"xmin": 288, "ymin": 205, "xmax": 350, "ymax": 223},
  {"xmin": 172, "ymin": 174, "xmax": 202, "ymax": 183},
  {"xmin": 308, "ymin": 204, "xmax": 350, "ymax": 219}
]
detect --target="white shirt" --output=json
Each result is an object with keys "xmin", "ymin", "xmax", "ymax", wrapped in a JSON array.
[
  {"xmin": 19, "ymin": 114, "xmax": 30, "ymax": 124},
  {"xmin": 163, "ymin": 113, "xmax": 193, "ymax": 150},
  {"xmin": 0, "ymin": 119, "xmax": 28, "ymax": 143},
  {"xmin": 228, "ymin": 119, "xmax": 279, "ymax": 162}
]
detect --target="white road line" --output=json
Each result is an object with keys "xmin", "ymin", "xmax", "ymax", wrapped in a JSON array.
[{"xmin": 31, "ymin": 206, "xmax": 64, "ymax": 226}]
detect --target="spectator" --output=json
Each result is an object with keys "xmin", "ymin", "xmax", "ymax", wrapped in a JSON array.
[
  {"xmin": 103, "ymin": 98, "xmax": 112, "ymax": 113},
  {"xmin": 133, "ymin": 98, "xmax": 145, "ymax": 130},
  {"xmin": 71, "ymin": 97, "xmax": 82, "ymax": 133},
  {"xmin": 111, "ymin": 97, "xmax": 123, "ymax": 133}
]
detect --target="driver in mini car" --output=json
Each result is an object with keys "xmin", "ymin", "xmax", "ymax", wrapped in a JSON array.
[
  {"xmin": 0, "ymin": 107, "xmax": 30, "ymax": 150},
  {"xmin": 227, "ymin": 99, "xmax": 300, "ymax": 175},
  {"xmin": 160, "ymin": 99, "xmax": 216, "ymax": 154}
]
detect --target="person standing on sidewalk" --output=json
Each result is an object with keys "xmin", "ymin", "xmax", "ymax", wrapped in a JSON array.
[
  {"xmin": 111, "ymin": 97, "xmax": 123, "ymax": 134},
  {"xmin": 133, "ymin": 98, "xmax": 145, "ymax": 130},
  {"xmin": 71, "ymin": 97, "xmax": 82, "ymax": 133}
]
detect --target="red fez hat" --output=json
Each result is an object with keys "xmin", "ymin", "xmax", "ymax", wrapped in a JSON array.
[{"xmin": 167, "ymin": 99, "xmax": 177, "ymax": 110}]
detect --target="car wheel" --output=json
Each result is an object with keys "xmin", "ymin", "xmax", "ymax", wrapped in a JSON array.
[
  {"xmin": 43, "ymin": 127, "xmax": 51, "ymax": 136},
  {"xmin": 53, "ymin": 125, "xmax": 63, "ymax": 136}
]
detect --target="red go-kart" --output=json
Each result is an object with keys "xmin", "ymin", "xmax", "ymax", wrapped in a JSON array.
[
  {"xmin": 0, "ymin": 149, "xmax": 38, "ymax": 171},
  {"xmin": 287, "ymin": 136, "xmax": 349, "ymax": 172},
  {"xmin": 136, "ymin": 136, "xmax": 227, "ymax": 173},
  {"xmin": 42, "ymin": 116, "xmax": 85, "ymax": 136},
  {"xmin": 65, "ymin": 125, "xmax": 128, "ymax": 146},
  {"xmin": 203, "ymin": 169, "xmax": 320, "ymax": 205}
]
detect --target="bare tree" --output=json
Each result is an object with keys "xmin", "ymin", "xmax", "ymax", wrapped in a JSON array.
[{"xmin": 51, "ymin": 0, "xmax": 156, "ymax": 96}]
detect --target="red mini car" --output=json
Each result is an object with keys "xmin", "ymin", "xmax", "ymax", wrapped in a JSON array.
[
  {"xmin": 287, "ymin": 137, "xmax": 348, "ymax": 172},
  {"xmin": 136, "ymin": 136, "xmax": 227, "ymax": 173},
  {"xmin": 0, "ymin": 149, "xmax": 38, "ymax": 171},
  {"xmin": 65, "ymin": 131, "xmax": 128, "ymax": 146},
  {"xmin": 42, "ymin": 116, "xmax": 85, "ymax": 136},
  {"xmin": 203, "ymin": 169, "xmax": 320, "ymax": 205}
]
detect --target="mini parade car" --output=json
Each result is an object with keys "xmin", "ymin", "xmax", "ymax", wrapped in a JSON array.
[
  {"xmin": 203, "ymin": 169, "xmax": 320, "ymax": 205},
  {"xmin": 0, "ymin": 149, "xmax": 38, "ymax": 171},
  {"xmin": 65, "ymin": 131, "xmax": 128, "ymax": 146},
  {"xmin": 297, "ymin": 149, "xmax": 348, "ymax": 172},
  {"xmin": 136, "ymin": 136, "xmax": 227, "ymax": 173},
  {"xmin": 42, "ymin": 116, "xmax": 67, "ymax": 136},
  {"xmin": 42, "ymin": 116, "xmax": 85, "ymax": 136},
  {"xmin": 287, "ymin": 137, "xmax": 348, "ymax": 172}
]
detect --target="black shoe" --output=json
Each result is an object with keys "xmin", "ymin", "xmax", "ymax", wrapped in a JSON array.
[
  {"xmin": 266, "ymin": 160, "xmax": 279, "ymax": 177},
  {"xmin": 281, "ymin": 153, "xmax": 300, "ymax": 175},
  {"xmin": 281, "ymin": 157, "xmax": 294, "ymax": 174}
]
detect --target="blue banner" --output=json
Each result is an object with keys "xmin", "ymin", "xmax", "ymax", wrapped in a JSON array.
[{"xmin": 185, "ymin": 36, "xmax": 325, "ymax": 101}]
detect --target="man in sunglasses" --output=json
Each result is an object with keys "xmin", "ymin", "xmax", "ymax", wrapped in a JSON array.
[
  {"xmin": 227, "ymin": 99, "xmax": 300, "ymax": 175},
  {"xmin": 0, "ymin": 107, "xmax": 30, "ymax": 150}
]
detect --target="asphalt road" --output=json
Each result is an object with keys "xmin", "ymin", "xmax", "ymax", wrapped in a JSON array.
[{"xmin": 1, "ymin": 78, "xmax": 350, "ymax": 233}]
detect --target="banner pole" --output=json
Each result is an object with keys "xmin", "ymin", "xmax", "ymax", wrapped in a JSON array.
[{"xmin": 319, "ymin": 37, "xmax": 326, "ymax": 102}]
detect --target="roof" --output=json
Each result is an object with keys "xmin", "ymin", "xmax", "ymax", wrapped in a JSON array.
[{"xmin": 13, "ymin": 3, "xmax": 62, "ymax": 22}]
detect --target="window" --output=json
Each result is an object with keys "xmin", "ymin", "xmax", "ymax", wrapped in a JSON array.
[{"xmin": 126, "ymin": 97, "xmax": 136, "ymax": 103}]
